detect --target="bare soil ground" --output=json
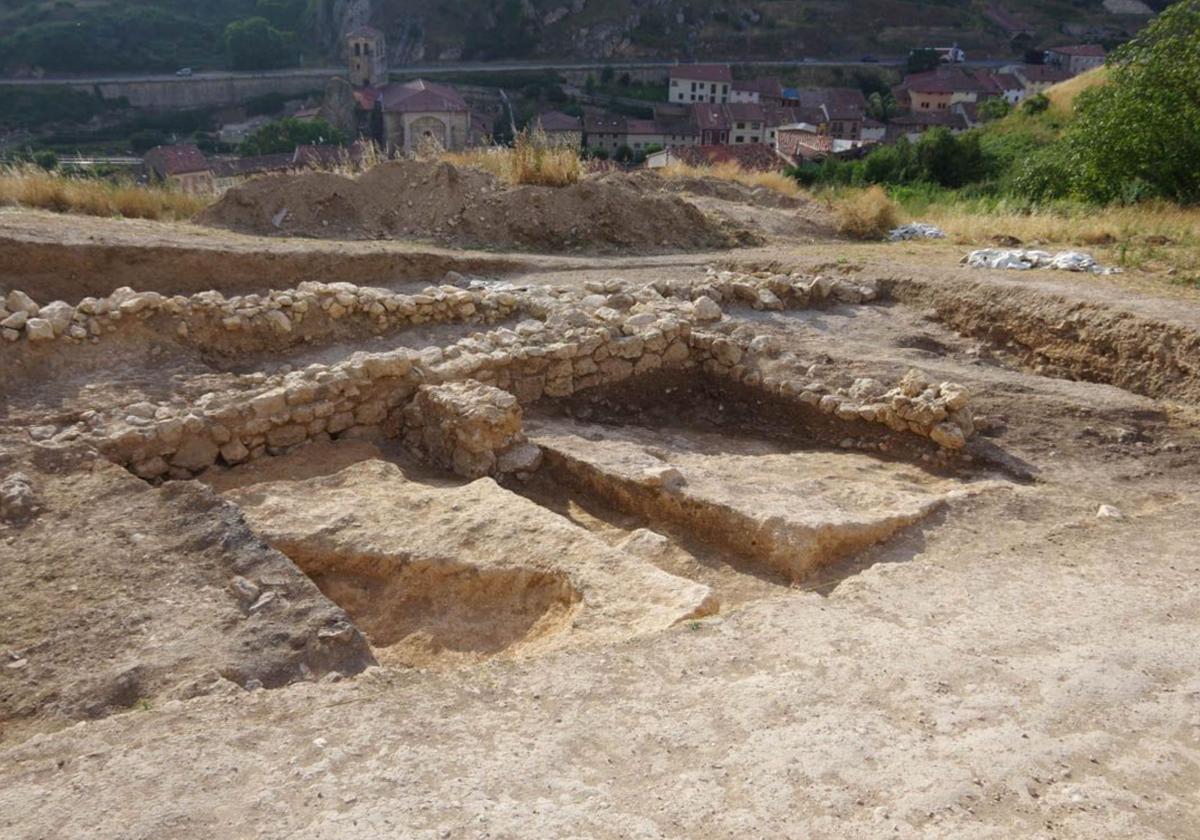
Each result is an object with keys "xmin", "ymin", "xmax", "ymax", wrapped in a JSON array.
[{"xmin": 2, "ymin": 179, "xmax": 1200, "ymax": 839}]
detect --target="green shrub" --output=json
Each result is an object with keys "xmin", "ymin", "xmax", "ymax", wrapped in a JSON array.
[{"xmin": 238, "ymin": 117, "xmax": 345, "ymax": 156}]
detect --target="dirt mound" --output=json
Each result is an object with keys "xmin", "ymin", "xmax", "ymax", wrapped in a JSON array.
[
  {"xmin": 614, "ymin": 169, "xmax": 805, "ymax": 210},
  {"xmin": 197, "ymin": 160, "xmax": 752, "ymax": 253}
]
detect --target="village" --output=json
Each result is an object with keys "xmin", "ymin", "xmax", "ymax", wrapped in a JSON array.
[{"xmin": 137, "ymin": 29, "xmax": 1106, "ymax": 194}]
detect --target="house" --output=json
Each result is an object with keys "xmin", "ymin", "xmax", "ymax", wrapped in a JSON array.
[
  {"xmin": 896, "ymin": 68, "xmax": 999, "ymax": 112},
  {"xmin": 582, "ymin": 111, "xmax": 699, "ymax": 154},
  {"xmin": 690, "ymin": 103, "xmax": 731, "ymax": 145},
  {"xmin": 1011, "ymin": 63, "xmax": 1073, "ymax": 93},
  {"xmin": 532, "ymin": 111, "xmax": 582, "ymax": 148},
  {"xmin": 583, "ymin": 112, "xmax": 627, "ymax": 153},
  {"xmin": 669, "ymin": 64, "xmax": 733, "ymax": 104},
  {"xmin": 323, "ymin": 29, "xmax": 477, "ymax": 153},
  {"xmin": 886, "ymin": 110, "xmax": 970, "ymax": 142},
  {"xmin": 861, "ymin": 118, "xmax": 886, "ymax": 143},
  {"xmin": 782, "ymin": 88, "xmax": 868, "ymax": 140},
  {"xmin": 726, "ymin": 103, "xmax": 769, "ymax": 145},
  {"xmin": 648, "ymin": 144, "xmax": 782, "ymax": 171},
  {"xmin": 775, "ymin": 123, "xmax": 868, "ymax": 163},
  {"xmin": 217, "ymin": 116, "xmax": 272, "ymax": 145},
  {"xmin": 730, "ymin": 77, "xmax": 784, "ymax": 106},
  {"xmin": 1044, "ymin": 44, "xmax": 1106, "ymax": 75},
  {"xmin": 989, "ymin": 72, "xmax": 1026, "ymax": 104},
  {"xmin": 210, "ymin": 153, "xmax": 293, "ymax": 191},
  {"xmin": 142, "ymin": 144, "xmax": 213, "ymax": 194}
]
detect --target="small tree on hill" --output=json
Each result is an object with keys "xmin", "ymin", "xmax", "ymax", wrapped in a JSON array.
[
  {"xmin": 978, "ymin": 97, "xmax": 1011, "ymax": 122},
  {"xmin": 238, "ymin": 117, "xmax": 346, "ymax": 156},
  {"xmin": 224, "ymin": 17, "xmax": 293, "ymax": 71},
  {"xmin": 906, "ymin": 48, "xmax": 941, "ymax": 75}
]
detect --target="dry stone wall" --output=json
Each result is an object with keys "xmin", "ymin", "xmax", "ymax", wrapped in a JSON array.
[{"xmin": 6, "ymin": 268, "xmax": 979, "ymax": 481}]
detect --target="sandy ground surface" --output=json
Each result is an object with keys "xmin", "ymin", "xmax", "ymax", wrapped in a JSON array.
[{"xmin": 2, "ymin": 198, "xmax": 1200, "ymax": 839}]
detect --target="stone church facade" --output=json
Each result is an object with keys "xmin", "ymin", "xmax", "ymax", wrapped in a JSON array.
[{"xmin": 322, "ymin": 26, "xmax": 476, "ymax": 154}]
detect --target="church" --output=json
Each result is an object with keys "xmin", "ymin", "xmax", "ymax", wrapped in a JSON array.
[{"xmin": 321, "ymin": 26, "xmax": 484, "ymax": 154}]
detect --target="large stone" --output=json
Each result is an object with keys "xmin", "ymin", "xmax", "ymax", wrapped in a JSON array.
[
  {"xmin": 24, "ymin": 318, "xmax": 55, "ymax": 342},
  {"xmin": 170, "ymin": 435, "xmax": 219, "ymax": 472},
  {"xmin": 5, "ymin": 290, "xmax": 38, "ymax": 316}
]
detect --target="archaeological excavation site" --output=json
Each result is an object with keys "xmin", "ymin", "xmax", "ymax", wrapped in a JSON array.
[{"xmin": 2, "ymin": 164, "xmax": 1200, "ymax": 839}]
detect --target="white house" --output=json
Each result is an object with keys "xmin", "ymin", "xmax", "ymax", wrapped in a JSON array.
[{"xmin": 669, "ymin": 64, "xmax": 733, "ymax": 104}]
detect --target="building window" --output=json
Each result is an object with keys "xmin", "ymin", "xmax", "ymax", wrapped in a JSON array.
[
  {"xmin": 735, "ymin": 135, "xmax": 744, "ymax": 143},
  {"xmin": 736, "ymin": 122, "xmax": 745, "ymax": 129}
]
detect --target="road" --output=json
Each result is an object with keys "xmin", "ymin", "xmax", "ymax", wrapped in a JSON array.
[{"xmin": 0, "ymin": 57, "xmax": 1013, "ymax": 86}]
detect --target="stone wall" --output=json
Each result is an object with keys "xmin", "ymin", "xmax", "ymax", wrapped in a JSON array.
[{"xmin": 5, "ymin": 267, "xmax": 979, "ymax": 481}]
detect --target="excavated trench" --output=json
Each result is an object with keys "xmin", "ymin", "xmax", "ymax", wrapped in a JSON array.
[
  {"xmin": 283, "ymin": 552, "xmax": 580, "ymax": 667},
  {"xmin": 522, "ymin": 370, "xmax": 984, "ymax": 588},
  {"xmin": 885, "ymin": 277, "xmax": 1200, "ymax": 404},
  {"xmin": 0, "ymin": 235, "xmax": 528, "ymax": 303}
]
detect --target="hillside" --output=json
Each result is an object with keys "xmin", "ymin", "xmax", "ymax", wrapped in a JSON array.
[
  {"xmin": 360, "ymin": 0, "xmax": 1159, "ymax": 63},
  {"xmin": 0, "ymin": 0, "xmax": 1165, "ymax": 74}
]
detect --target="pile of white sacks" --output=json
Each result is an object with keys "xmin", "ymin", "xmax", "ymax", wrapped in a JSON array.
[
  {"xmin": 889, "ymin": 223, "xmax": 946, "ymax": 241},
  {"xmin": 964, "ymin": 249, "xmax": 1122, "ymax": 275}
]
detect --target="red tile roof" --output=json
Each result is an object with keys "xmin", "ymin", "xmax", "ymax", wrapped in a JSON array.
[
  {"xmin": 734, "ymin": 77, "xmax": 784, "ymax": 98},
  {"xmin": 785, "ymin": 87, "xmax": 867, "ymax": 119},
  {"xmin": 670, "ymin": 64, "xmax": 733, "ymax": 83},
  {"xmin": 143, "ymin": 144, "xmax": 210, "ymax": 177},
  {"xmin": 1017, "ymin": 64, "xmax": 1073, "ymax": 83},
  {"xmin": 345, "ymin": 25, "xmax": 385, "ymax": 39},
  {"xmin": 670, "ymin": 144, "xmax": 782, "ymax": 171},
  {"xmin": 534, "ymin": 110, "xmax": 581, "ymax": 132},
  {"xmin": 583, "ymin": 112, "xmax": 626, "ymax": 133},
  {"xmin": 902, "ymin": 68, "xmax": 998, "ymax": 94},
  {"xmin": 624, "ymin": 119, "xmax": 660, "ymax": 135},
  {"xmin": 380, "ymin": 79, "xmax": 468, "ymax": 113}
]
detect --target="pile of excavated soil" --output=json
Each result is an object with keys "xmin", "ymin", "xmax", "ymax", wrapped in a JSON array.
[
  {"xmin": 197, "ymin": 160, "xmax": 755, "ymax": 252},
  {"xmin": 610, "ymin": 170, "xmax": 837, "ymax": 240}
]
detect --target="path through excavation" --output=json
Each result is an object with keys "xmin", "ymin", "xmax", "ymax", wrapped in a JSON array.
[{"xmin": 3, "ymin": 206, "xmax": 1200, "ymax": 839}]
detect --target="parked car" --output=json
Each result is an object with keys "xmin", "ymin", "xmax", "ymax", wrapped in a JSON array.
[
  {"xmin": 175, "ymin": 67, "xmax": 193, "ymax": 77},
  {"xmin": 860, "ymin": 55, "xmax": 879, "ymax": 63}
]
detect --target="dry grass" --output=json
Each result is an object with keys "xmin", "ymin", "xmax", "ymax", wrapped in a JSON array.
[
  {"xmin": 1045, "ymin": 66, "xmax": 1108, "ymax": 116},
  {"xmin": 655, "ymin": 160, "xmax": 802, "ymax": 198},
  {"xmin": 443, "ymin": 129, "xmax": 582, "ymax": 187},
  {"xmin": 0, "ymin": 164, "xmax": 209, "ymax": 220},
  {"xmin": 904, "ymin": 198, "xmax": 1200, "ymax": 286},
  {"xmin": 915, "ymin": 200, "xmax": 1200, "ymax": 249},
  {"xmin": 833, "ymin": 186, "xmax": 899, "ymax": 240}
]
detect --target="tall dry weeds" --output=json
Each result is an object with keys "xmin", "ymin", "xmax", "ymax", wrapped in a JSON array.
[
  {"xmin": 0, "ymin": 164, "xmax": 209, "ymax": 220},
  {"xmin": 443, "ymin": 129, "xmax": 582, "ymax": 187},
  {"xmin": 656, "ymin": 159, "xmax": 802, "ymax": 198},
  {"xmin": 833, "ymin": 186, "xmax": 899, "ymax": 239}
]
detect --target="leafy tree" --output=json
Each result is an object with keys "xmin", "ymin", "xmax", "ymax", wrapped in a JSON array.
[
  {"xmin": 256, "ymin": 0, "xmax": 305, "ymax": 30},
  {"xmin": 224, "ymin": 17, "xmax": 293, "ymax": 71},
  {"xmin": 1021, "ymin": 93, "xmax": 1050, "ymax": 115},
  {"xmin": 600, "ymin": 65, "xmax": 615, "ymax": 84},
  {"xmin": 238, "ymin": 117, "xmax": 345, "ymax": 155},
  {"xmin": 867, "ymin": 91, "xmax": 897, "ymax": 122},
  {"xmin": 1049, "ymin": 0, "xmax": 1200, "ymax": 203},
  {"xmin": 613, "ymin": 144, "xmax": 634, "ymax": 163},
  {"xmin": 977, "ymin": 97, "xmax": 1011, "ymax": 122},
  {"xmin": 130, "ymin": 129, "xmax": 170, "ymax": 153},
  {"xmin": 906, "ymin": 48, "xmax": 941, "ymax": 75}
]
